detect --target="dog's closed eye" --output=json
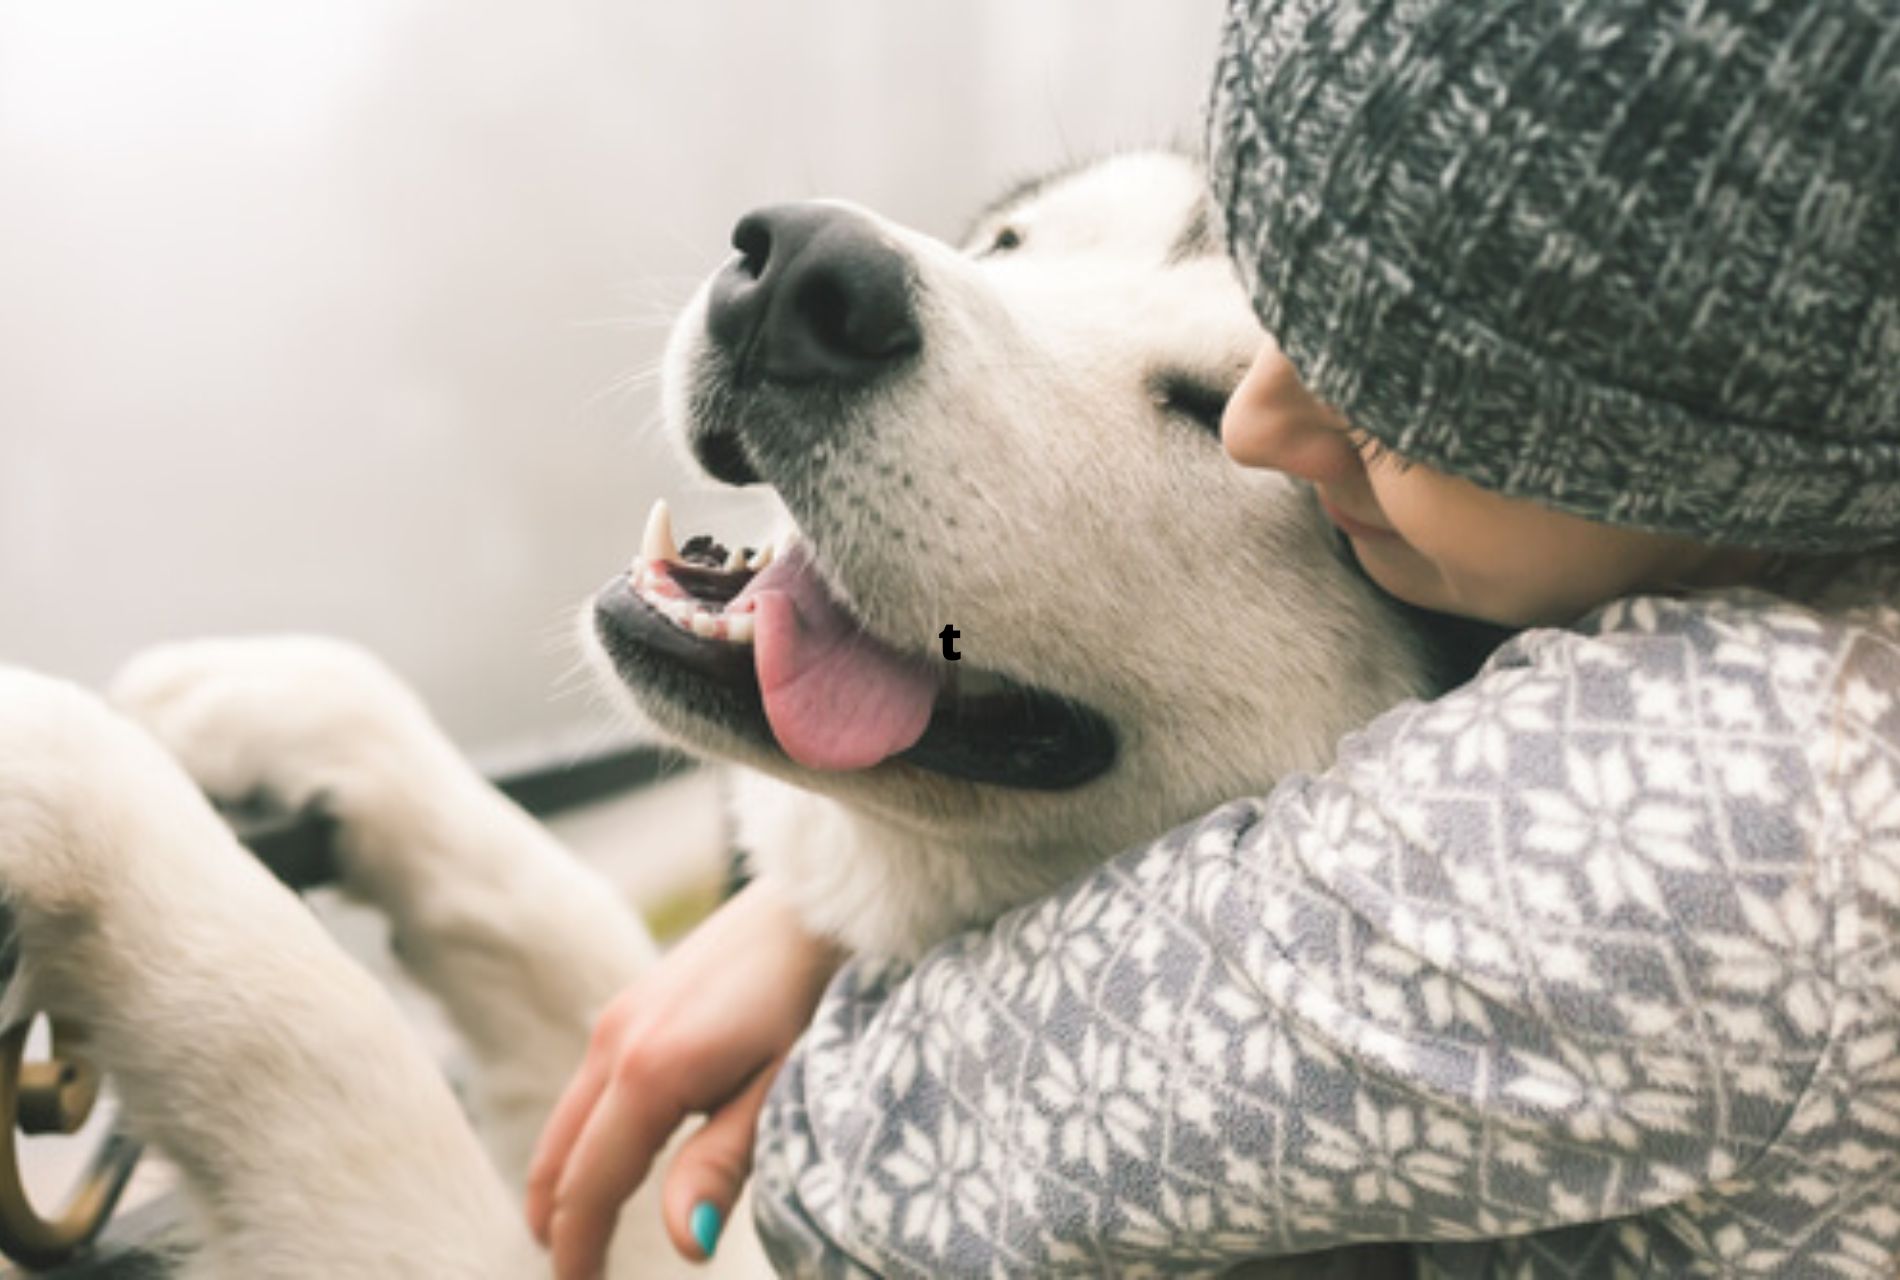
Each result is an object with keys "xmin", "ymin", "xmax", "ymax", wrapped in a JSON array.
[
  {"xmin": 1149, "ymin": 372, "xmax": 1232, "ymax": 439},
  {"xmin": 976, "ymin": 225, "xmax": 1024, "ymax": 257}
]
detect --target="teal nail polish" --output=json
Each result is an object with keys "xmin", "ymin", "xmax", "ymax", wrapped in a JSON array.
[{"xmin": 690, "ymin": 1200, "xmax": 723, "ymax": 1258}]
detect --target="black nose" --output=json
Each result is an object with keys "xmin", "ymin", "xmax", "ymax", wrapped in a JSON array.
[{"xmin": 706, "ymin": 204, "xmax": 921, "ymax": 386}]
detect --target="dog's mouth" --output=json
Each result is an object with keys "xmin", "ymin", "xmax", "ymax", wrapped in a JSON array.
[{"xmin": 593, "ymin": 500, "xmax": 1116, "ymax": 790}]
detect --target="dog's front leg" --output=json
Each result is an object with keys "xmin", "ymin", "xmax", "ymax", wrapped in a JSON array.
[
  {"xmin": 0, "ymin": 665, "xmax": 536, "ymax": 1279},
  {"xmin": 111, "ymin": 637, "xmax": 663, "ymax": 1191}
]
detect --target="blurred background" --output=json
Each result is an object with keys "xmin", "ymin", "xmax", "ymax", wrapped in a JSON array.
[{"xmin": 0, "ymin": 0, "xmax": 1227, "ymax": 767}]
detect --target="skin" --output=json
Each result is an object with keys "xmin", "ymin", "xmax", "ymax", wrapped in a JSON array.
[
  {"xmin": 530, "ymin": 335, "xmax": 1782, "ymax": 1275},
  {"xmin": 527, "ymin": 880, "xmax": 845, "ymax": 1278},
  {"xmin": 1223, "ymin": 334, "xmax": 1776, "ymax": 628}
]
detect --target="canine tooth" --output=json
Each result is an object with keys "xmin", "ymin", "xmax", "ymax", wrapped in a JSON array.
[
  {"xmin": 727, "ymin": 612, "xmax": 755, "ymax": 643},
  {"xmin": 690, "ymin": 610, "xmax": 719, "ymax": 638},
  {"xmin": 723, "ymin": 546, "xmax": 746, "ymax": 571},
  {"xmin": 641, "ymin": 499, "xmax": 680, "ymax": 564},
  {"xmin": 748, "ymin": 543, "xmax": 776, "ymax": 572}
]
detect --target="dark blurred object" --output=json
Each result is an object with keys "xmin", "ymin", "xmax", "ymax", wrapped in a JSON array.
[{"xmin": 228, "ymin": 741, "xmax": 698, "ymax": 890}]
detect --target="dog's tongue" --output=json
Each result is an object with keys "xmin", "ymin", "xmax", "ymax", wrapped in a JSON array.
[{"xmin": 738, "ymin": 541, "xmax": 936, "ymax": 770}]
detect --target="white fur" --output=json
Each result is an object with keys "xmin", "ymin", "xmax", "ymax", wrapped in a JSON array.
[
  {"xmin": 0, "ymin": 152, "xmax": 1430, "ymax": 1275},
  {"xmin": 0, "ymin": 647, "xmax": 770, "ymax": 1277},
  {"xmin": 595, "ymin": 152, "xmax": 1433, "ymax": 957}
]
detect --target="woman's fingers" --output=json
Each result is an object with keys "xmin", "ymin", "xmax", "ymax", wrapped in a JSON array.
[
  {"xmin": 661, "ymin": 1060, "xmax": 783, "ymax": 1261},
  {"xmin": 525, "ymin": 1000, "xmax": 632, "ymax": 1244},
  {"xmin": 525, "ymin": 1054, "xmax": 607, "ymax": 1244},
  {"xmin": 522, "ymin": 883, "xmax": 848, "ymax": 1274},
  {"xmin": 547, "ymin": 1059, "xmax": 687, "ymax": 1280}
]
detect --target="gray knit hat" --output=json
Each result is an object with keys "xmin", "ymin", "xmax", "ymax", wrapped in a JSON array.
[{"xmin": 1207, "ymin": 0, "xmax": 1900, "ymax": 553}]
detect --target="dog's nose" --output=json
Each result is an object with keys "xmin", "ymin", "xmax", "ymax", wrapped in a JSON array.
[{"xmin": 707, "ymin": 204, "xmax": 921, "ymax": 386}]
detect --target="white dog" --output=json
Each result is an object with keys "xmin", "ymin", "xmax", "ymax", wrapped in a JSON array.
[
  {"xmin": 590, "ymin": 151, "xmax": 1447, "ymax": 959},
  {"xmin": 0, "ymin": 152, "xmax": 1460, "ymax": 1276}
]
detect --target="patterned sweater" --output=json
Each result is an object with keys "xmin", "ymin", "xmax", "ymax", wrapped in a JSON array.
[{"xmin": 752, "ymin": 554, "xmax": 1900, "ymax": 1277}]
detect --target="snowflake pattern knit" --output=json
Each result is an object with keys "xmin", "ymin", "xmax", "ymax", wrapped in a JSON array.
[{"xmin": 754, "ymin": 556, "xmax": 1900, "ymax": 1277}]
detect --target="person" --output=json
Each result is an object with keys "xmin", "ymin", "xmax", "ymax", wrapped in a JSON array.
[{"xmin": 528, "ymin": 0, "xmax": 1900, "ymax": 1274}]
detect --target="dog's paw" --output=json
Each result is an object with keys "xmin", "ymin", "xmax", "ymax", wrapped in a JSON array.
[
  {"xmin": 0, "ymin": 668, "xmax": 114, "ymax": 836},
  {"xmin": 0, "ymin": 664, "xmax": 153, "ymax": 827},
  {"xmin": 0, "ymin": 665, "xmax": 214, "ymax": 928},
  {"xmin": 110, "ymin": 636, "xmax": 457, "ymax": 820}
]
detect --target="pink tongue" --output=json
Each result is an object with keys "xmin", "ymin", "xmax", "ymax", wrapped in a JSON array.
[{"xmin": 736, "ymin": 541, "xmax": 937, "ymax": 770}]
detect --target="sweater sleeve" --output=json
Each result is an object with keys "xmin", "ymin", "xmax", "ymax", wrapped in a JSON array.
[{"xmin": 750, "ymin": 591, "xmax": 1854, "ymax": 1277}]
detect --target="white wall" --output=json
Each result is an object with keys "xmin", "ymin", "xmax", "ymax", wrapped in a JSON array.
[{"xmin": 0, "ymin": 0, "xmax": 1225, "ymax": 761}]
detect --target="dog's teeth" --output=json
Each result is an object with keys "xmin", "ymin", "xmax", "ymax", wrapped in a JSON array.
[
  {"xmin": 690, "ymin": 610, "xmax": 719, "ymax": 638},
  {"xmin": 727, "ymin": 612, "xmax": 755, "ymax": 643},
  {"xmin": 641, "ymin": 498, "xmax": 681, "ymax": 565},
  {"xmin": 747, "ymin": 544, "xmax": 776, "ymax": 572},
  {"xmin": 723, "ymin": 546, "xmax": 746, "ymax": 572}
]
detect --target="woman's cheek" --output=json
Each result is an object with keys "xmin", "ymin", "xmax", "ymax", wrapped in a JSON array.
[{"xmin": 1368, "ymin": 477, "xmax": 1556, "ymax": 622}]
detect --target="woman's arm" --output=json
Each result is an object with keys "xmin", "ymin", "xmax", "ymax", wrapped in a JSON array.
[
  {"xmin": 527, "ymin": 877, "xmax": 846, "ymax": 1277},
  {"xmin": 750, "ymin": 590, "xmax": 1864, "ymax": 1276}
]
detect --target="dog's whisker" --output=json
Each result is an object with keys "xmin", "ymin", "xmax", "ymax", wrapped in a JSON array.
[
  {"xmin": 582, "ymin": 361, "xmax": 668, "ymax": 415},
  {"xmin": 566, "ymin": 314, "xmax": 678, "ymax": 332},
  {"xmin": 624, "ymin": 406, "xmax": 672, "ymax": 448}
]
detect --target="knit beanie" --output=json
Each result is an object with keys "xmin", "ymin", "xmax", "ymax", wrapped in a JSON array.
[{"xmin": 1207, "ymin": 0, "xmax": 1900, "ymax": 553}]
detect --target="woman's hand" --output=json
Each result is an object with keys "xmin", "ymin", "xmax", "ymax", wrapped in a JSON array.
[{"xmin": 525, "ymin": 878, "xmax": 846, "ymax": 1278}]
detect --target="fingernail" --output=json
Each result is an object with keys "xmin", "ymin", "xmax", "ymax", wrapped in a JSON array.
[{"xmin": 690, "ymin": 1200, "xmax": 723, "ymax": 1258}]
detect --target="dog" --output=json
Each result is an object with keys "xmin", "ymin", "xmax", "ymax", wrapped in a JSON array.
[
  {"xmin": 588, "ymin": 150, "xmax": 1457, "ymax": 960},
  {"xmin": 0, "ymin": 151, "xmax": 1467, "ymax": 1276}
]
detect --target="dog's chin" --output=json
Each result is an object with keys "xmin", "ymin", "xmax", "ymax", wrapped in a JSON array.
[{"xmin": 588, "ymin": 552, "xmax": 1117, "ymax": 793}]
